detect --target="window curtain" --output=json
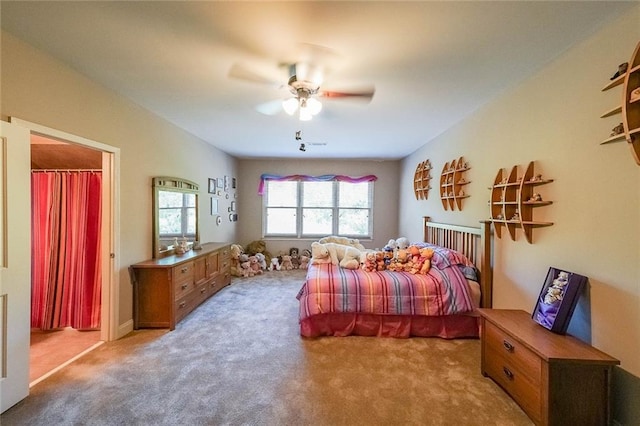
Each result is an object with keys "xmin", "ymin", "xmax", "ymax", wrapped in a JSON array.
[
  {"xmin": 31, "ymin": 171, "xmax": 102, "ymax": 330},
  {"xmin": 258, "ymin": 174, "xmax": 377, "ymax": 195}
]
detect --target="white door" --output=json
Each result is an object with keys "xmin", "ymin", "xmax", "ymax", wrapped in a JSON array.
[{"xmin": 0, "ymin": 121, "xmax": 31, "ymax": 413}]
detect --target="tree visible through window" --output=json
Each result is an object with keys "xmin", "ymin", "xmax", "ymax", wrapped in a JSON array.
[{"xmin": 263, "ymin": 179, "xmax": 373, "ymax": 238}]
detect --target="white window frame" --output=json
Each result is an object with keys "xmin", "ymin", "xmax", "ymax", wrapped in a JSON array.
[{"xmin": 262, "ymin": 179, "xmax": 374, "ymax": 239}]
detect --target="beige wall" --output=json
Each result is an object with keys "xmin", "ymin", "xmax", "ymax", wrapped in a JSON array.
[
  {"xmin": 237, "ymin": 159, "xmax": 400, "ymax": 256},
  {"xmin": 1, "ymin": 32, "xmax": 238, "ymax": 330},
  {"xmin": 401, "ymin": 8, "xmax": 640, "ymax": 379}
]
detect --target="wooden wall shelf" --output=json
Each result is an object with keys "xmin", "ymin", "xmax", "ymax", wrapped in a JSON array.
[
  {"xmin": 600, "ymin": 41, "xmax": 640, "ymax": 166},
  {"xmin": 488, "ymin": 161, "xmax": 553, "ymax": 244},
  {"xmin": 413, "ymin": 159, "xmax": 432, "ymax": 200},
  {"xmin": 440, "ymin": 156, "xmax": 471, "ymax": 211}
]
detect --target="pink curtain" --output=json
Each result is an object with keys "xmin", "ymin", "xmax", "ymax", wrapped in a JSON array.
[{"xmin": 31, "ymin": 171, "xmax": 102, "ymax": 330}]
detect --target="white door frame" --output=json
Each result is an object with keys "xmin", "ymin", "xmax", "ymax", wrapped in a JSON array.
[{"xmin": 10, "ymin": 117, "xmax": 120, "ymax": 342}]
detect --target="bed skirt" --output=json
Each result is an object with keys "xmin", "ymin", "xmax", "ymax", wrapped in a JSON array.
[{"xmin": 299, "ymin": 312, "xmax": 480, "ymax": 338}]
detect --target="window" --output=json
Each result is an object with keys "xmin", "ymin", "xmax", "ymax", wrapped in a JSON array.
[
  {"xmin": 263, "ymin": 179, "xmax": 373, "ymax": 238},
  {"xmin": 158, "ymin": 190, "xmax": 197, "ymax": 240}
]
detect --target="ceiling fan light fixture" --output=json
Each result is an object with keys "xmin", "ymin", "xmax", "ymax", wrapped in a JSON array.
[
  {"xmin": 306, "ymin": 97, "xmax": 322, "ymax": 115},
  {"xmin": 282, "ymin": 97, "xmax": 298, "ymax": 115},
  {"xmin": 299, "ymin": 107, "xmax": 313, "ymax": 121}
]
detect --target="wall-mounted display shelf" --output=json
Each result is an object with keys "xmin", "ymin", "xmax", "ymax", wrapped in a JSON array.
[
  {"xmin": 489, "ymin": 161, "xmax": 553, "ymax": 244},
  {"xmin": 440, "ymin": 156, "xmax": 471, "ymax": 211},
  {"xmin": 600, "ymin": 41, "xmax": 640, "ymax": 166},
  {"xmin": 413, "ymin": 159, "xmax": 433, "ymax": 200}
]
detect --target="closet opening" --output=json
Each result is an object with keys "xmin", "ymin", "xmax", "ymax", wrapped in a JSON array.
[{"xmin": 29, "ymin": 135, "xmax": 107, "ymax": 385}]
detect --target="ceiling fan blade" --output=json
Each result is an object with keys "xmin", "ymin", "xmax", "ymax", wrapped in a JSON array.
[
  {"xmin": 319, "ymin": 86, "xmax": 375, "ymax": 102},
  {"xmin": 228, "ymin": 63, "xmax": 282, "ymax": 88},
  {"xmin": 255, "ymin": 99, "xmax": 284, "ymax": 116}
]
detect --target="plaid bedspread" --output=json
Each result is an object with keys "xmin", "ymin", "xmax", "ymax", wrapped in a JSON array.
[{"xmin": 297, "ymin": 247, "xmax": 476, "ymax": 321}]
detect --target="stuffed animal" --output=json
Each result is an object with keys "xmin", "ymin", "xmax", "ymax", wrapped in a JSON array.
[
  {"xmin": 418, "ymin": 248, "xmax": 434, "ymax": 274},
  {"xmin": 410, "ymin": 247, "xmax": 434, "ymax": 275},
  {"xmin": 383, "ymin": 247, "xmax": 394, "ymax": 268},
  {"xmin": 268, "ymin": 257, "xmax": 281, "ymax": 271},
  {"xmin": 375, "ymin": 251, "xmax": 386, "ymax": 271},
  {"xmin": 387, "ymin": 248, "xmax": 408, "ymax": 272},
  {"xmin": 395, "ymin": 237, "xmax": 410, "ymax": 250},
  {"xmin": 310, "ymin": 242, "xmax": 332, "ymax": 265},
  {"xmin": 361, "ymin": 251, "xmax": 377, "ymax": 272},
  {"xmin": 248, "ymin": 255, "xmax": 263, "ymax": 275},
  {"xmin": 322, "ymin": 242, "xmax": 362, "ymax": 269},
  {"xmin": 280, "ymin": 254, "xmax": 294, "ymax": 270},
  {"xmin": 289, "ymin": 247, "xmax": 300, "ymax": 269},
  {"xmin": 229, "ymin": 243, "xmax": 245, "ymax": 277},
  {"xmin": 244, "ymin": 240, "xmax": 273, "ymax": 265},
  {"xmin": 238, "ymin": 253, "xmax": 252, "ymax": 277},
  {"xmin": 255, "ymin": 252, "xmax": 267, "ymax": 271},
  {"xmin": 318, "ymin": 235, "xmax": 366, "ymax": 251},
  {"xmin": 299, "ymin": 254, "xmax": 310, "ymax": 269}
]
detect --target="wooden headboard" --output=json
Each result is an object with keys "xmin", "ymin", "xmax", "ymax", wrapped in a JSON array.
[{"xmin": 423, "ymin": 216, "xmax": 493, "ymax": 308}]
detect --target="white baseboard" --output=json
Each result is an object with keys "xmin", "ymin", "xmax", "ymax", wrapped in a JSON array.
[{"xmin": 117, "ymin": 319, "xmax": 134, "ymax": 339}]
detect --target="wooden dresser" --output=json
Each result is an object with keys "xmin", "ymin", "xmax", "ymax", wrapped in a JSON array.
[
  {"xmin": 478, "ymin": 309, "xmax": 619, "ymax": 426},
  {"xmin": 130, "ymin": 242, "xmax": 231, "ymax": 330}
]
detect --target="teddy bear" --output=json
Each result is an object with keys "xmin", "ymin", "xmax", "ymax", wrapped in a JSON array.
[
  {"xmin": 268, "ymin": 256, "xmax": 281, "ymax": 271},
  {"xmin": 298, "ymin": 254, "xmax": 310, "ymax": 269},
  {"xmin": 310, "ymin": 242, "xmax": 332, "ymax": 265},
  {"xmin": 238, "ymin": 253, "xmax": 252, "ymax": 277},
  {"xmin": 310, "ymin": 241, "xmax": 361, "ymax": 269},
  {"xmin": 375, "ymin": 250, "xmax": 386, "ymax": 271},
  {"xmin": 395, "ymin": 237, "xmax": 410, "ymax": 250},
  {"xmin": 280, "ymin": 254, "xmax": 294, "ymax": 270},
  {"xmin": 326, "ymin": 242, "xmax": 362, "ymax": 269},
  {"xmin": 244, "ymin": 240, "xmax": 273, "ymax": 265},
  {"xmin": 318, "ymin": 236, "xmax": 366, "ymax": 251},
  {"xmin": 410, "ymin": 247, "xmax": 434, "ymax": 275},
  {"xmin": 361, "ymin": 251, "xmax": 377, "ymax": 272},
  {"xmin": 255, "ymin": 252, "xmax": 267, "ymax": 271},
  {"xmin": 248, "ymin": 255, "xmax": 263, "ymax": 275},
  {"xmin": 229, "ymin": 243, "xmax": 245, "ymax": 277},
  {"xmin": 387, "ymin": 248, "xmax": 408, "ymax": 272},
  {"xmin": 289, "ymin": 247, "xmax": 300, "ymax": 269}
]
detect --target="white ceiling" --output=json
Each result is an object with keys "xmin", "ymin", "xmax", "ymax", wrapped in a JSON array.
[{"xmin": 1, "ymin": 1, "xmax": 634, "ymax": 160}]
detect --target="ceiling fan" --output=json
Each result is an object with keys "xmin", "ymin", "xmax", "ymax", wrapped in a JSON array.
[{"xmin": 229, "ymin": 45, "xmax": 375, "ymax": 121}]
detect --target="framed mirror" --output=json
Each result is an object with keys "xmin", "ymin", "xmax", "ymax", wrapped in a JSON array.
[{"xmin": 152, "ymin": 176, "xmax": 200, "ymax": 258}]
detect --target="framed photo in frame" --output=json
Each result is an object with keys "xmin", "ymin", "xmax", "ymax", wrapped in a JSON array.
[
  {"xmin": 208, "ymin": 178, "xmax": 216, "ymax": 194},
  {"xmin": 210, "ymin": 197, "xmax": 218, "ymax": 215},
  {"xmin": 532, "ymin": 267, "xmax": 587, "ymax": 334},
  {"xmin": 217, "ymin": 178, "xmax": 224, "ymax": 191}
]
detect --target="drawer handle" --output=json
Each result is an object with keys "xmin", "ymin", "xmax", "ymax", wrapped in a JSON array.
[
  {"xmin": 181, "ymin": 267, "xmax": 188, "ymax": 273},
  {"xmin": 200, "ymin": 288, "xmax": 206, "ymax": 294},
  {"xmin": 181, "ymin": 283, "xmax": 188, "ymax": 290},
  {"xmin": 502, "ymin": 340, "xmax": 514, "ymax": 352},
  {"xmin": 502, "ymin": 367, "xmax": 514, "ymax": 380},
  {"xmin": 179, "ymin": 301, "xmax": 186, "ymax": 309}
]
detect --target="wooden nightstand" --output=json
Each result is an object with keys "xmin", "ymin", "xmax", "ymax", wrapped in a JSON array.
[{"xmin": 478, "ymin": 309, "xmax": 619, "ymax": 426}]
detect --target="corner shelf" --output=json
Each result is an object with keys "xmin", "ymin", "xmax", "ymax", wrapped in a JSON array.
[
  {"xmin": 413, "ymin": 159, "xmax": 433, "ymax": 200},
  {"xmin": 600, "ymin": 41, "xmax": 640, "ymax": 166},
  {"xmin": 488, "ymin": 161, "xmax": 553, "ymax": 244},
  {"xmin": 440, "ymin": 156, "xmax": 471, "ymax": 211}
]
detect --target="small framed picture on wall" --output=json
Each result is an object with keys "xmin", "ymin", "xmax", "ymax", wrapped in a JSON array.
[
  {"xmin": 208, "ymin": 178, "xmax": 216, "ymax": 194},
  {"xmin": 210, "ymin": 197, "xmax": 219, "ymax": 215}
]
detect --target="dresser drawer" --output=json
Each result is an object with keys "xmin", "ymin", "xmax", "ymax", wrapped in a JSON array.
[
  {"xmin": 173, "ymin": 262, "xmax": 194, "ymax": 284},
  {"xmin": 175, "ymin": 291, "xmax": 198, "ymax": 323},
  {"xmin": 173, "ymin": 262, "xmax": 195, "ymax": 300}
]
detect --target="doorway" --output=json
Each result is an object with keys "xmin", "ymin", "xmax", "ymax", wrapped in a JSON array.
[{"xmin": 29, "ymin": 136, "xmax": 103, "ymax": 384}]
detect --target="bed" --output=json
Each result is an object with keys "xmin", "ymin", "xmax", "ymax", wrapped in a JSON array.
[{"xmin": 297, "ymin": 217, "xmax": 492, "ymax": 338}]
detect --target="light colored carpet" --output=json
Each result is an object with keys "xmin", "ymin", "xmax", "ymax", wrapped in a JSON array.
[{"xmin": 2, "ymin": 269, "xmax": 533, "ymax": 425}]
